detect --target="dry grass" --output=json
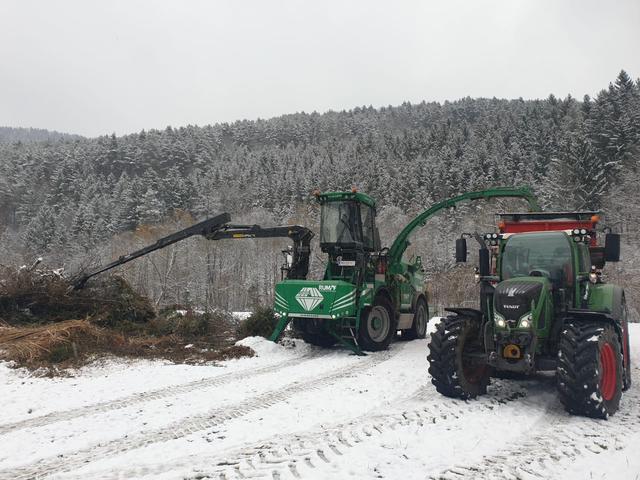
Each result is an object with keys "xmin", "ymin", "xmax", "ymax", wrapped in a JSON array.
[{"xmin": 0, "ymin": 320, "xmax": 254, "ymax": 375}]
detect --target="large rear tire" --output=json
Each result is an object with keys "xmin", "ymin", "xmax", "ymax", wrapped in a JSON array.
[
  {"xmin": 358, "ymin": 296, "xmax": 396, "ymax": 352},
  {"xmin": 557, "ymin": 321, "xmax": 623, "ymax": 419},
  {"xmin": 427, "ymin": 315, "xmax": 490, "ymax": 399},
  {"xmin": 402, "ymin": 298, "xmax": 428, "ymax": 340}
]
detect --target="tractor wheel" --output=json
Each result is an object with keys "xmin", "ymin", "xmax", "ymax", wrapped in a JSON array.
[
  {"xmin": 427, "ymin": 315, "xmax": 490, "ymax": 399},
  {"xmin": 358, "ymin": 296, "xmax": 396, "ymax": 351},
  {"xmin": 557, "ymin": 321, "xmax": 623, "ymax": 419},
  {"xmin": 402, "ymin": 298, "xmax": 428, "ymax": 340}
]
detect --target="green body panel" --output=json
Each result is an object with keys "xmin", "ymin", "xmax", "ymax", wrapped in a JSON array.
[
  {"xmin": 588, "ymin": 283, "xmax": 624, "ymax": 319},
  {"xmin": 492, "ymin": 276, "xmax": 553, "ymax": 353},
  {"xmin": 274, "ymin": 280, "xmax": 359, "ymax": 320}
]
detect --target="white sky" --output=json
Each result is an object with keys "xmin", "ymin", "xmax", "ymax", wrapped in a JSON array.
[{"xmin": 1, "ymin": 0, "xmax": 639, "ymax": 137}]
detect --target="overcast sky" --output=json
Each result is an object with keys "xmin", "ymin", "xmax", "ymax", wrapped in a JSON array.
[{"xmin": 1, "ymin": 0, "xmax": 638, "ymax": 137}]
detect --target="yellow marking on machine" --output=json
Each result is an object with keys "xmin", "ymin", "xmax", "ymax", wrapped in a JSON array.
[{"xmin": 503, "ymin": 344, "xmax": 521, "ymax": 359}]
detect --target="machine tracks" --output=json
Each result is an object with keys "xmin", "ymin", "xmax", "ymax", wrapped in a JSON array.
[
  {"xmin": 1, "ymin": 348, "xmax": 398, "ymax": 479},
  {"xmin": 80, "ymin": 380, "xmax": 529, "ymax": 480},
  {"xmin": 199, "ymin": 382, "xmax": 528, "ymax": 480},
  {"xmin": 0, "ymin": 352, "xmax": 322, "ymax": 437}
]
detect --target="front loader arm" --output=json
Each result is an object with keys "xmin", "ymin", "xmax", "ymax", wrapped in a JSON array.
[{"xmin": 387, "ymin": 187, "xmax": 540, "ymax": 264}]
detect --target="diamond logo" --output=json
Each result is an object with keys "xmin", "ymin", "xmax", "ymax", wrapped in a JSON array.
[{"xmin": 295, "ymin": 287, "xmax": 324, "ymax": 311}]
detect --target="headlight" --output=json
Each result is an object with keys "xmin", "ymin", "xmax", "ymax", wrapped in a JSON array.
[
  {"xmin": 518, "ymin": 313, "xmax": 533, "ymax": 329},
  {"xmin": 494, "ymin": 312, "xmax": 506, "ymax": 329}
]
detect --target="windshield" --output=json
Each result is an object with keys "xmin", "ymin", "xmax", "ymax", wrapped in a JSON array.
[
  {"xmin": 320, "ymin": 201, "xmax": 361, "ymax": 245},
  {"xmin": 501, "ymin": 232, "xmax": 573, "ymax": 282}
]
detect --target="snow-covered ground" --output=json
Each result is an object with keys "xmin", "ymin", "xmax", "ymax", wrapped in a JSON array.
[{"xmin": 1, "ymin": 320, "xmax": 639, "ymax": 480}]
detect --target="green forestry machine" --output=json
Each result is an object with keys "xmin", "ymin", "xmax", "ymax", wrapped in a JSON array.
[
  {"xmin": 270, "ymin": 187, "xmax": 541, "ymax": 354},
  {"xmin": 427, "ymin": 211, "xmax": 630, "ymax": 418}
]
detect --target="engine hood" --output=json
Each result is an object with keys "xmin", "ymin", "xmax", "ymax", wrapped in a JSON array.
[{"xmin": 494, "ymin": 277, "xmax": 548, "ymax": 321}]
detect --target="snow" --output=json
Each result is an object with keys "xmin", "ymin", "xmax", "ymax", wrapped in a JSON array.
[{"xmin": 0, "ymin": 320, "xmax": 638, "ymax": 479}]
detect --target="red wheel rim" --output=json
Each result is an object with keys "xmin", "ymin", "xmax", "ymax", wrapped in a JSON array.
[{"xmin": 599, "ymin": 342, "xmax": 616, "ymax": 401}]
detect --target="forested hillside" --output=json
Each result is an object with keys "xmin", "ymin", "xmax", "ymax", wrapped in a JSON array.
[
  {"xmin": 0, "ymin": 71, "xmax": 638, "ymax": 313},
  {"xmin": 0, "ymin": 127, "xmax": 82, "ymax": 144}
]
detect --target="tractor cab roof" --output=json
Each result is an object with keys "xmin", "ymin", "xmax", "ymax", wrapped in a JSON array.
[
  {"xmin": 497, "ymin": 211, "xmax": 601, "ymax": 247},
  {"xmin": 497, "ymin": 211, "xmax": 600, "ymax": 232},
  {"xmin": 317, "ymin": 191, "xmax": 376, "ymax": 208}
]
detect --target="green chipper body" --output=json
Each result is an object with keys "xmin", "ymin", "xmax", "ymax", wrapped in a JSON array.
[{"xmin": 270, "ymin": 187, "xmax": 541, "ymax": 354}]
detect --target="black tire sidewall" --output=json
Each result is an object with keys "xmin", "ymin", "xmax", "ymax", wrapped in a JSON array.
[{"xmin": 411, "ymin": 299, "xmax": 428, "ymax": 339}]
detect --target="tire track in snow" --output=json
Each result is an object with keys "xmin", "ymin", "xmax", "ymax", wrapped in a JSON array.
[
  {"xmin": 199, "ymin": 381, "xmax": 528, "ymax": 480},
  {"xmin": 0, "ymin": 351, "xmax": 325, "ymax": 436},
  {"xmin": 2, "ymin": 347, "xmax": 400, "ymax": 480},
  {"xmin": 430, "ymin": 369, "xmax": 640, "ymax": 480},
  {"xmin": 75, "ymin": 380, "xmax": 529, "ymax": 480}
]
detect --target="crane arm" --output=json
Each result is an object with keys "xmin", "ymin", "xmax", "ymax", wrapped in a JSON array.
[
  {"xmin": 387, "ymin": 187, "xmax": 540, "ymax": 264},
  {"xmin": 206, "ymin": 224, "xmax": 314, "ymax": 279},
  {"xmin": 73, "ymin": 214, "xmax": 314, "ymax": 288},
  {"xmin": 74, "ymin": 213, "xmax": 231, "ymax": 289}
]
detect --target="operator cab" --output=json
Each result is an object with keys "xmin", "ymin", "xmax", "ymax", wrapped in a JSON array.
[
  {"xmin": 316, "ymin": 190, "xmax": 381, "ymax": 283},
  {"xmin": 318, "ymin": 191, "xmax": 379, "ymax": 253}
]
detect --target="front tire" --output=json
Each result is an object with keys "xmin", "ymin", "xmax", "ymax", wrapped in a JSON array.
[
  {"xmin": 358, "ymin": 296, "xmax": 396, "ymax": 351},
  {"xmin": 557, "ymin": 321, "xmax": 623, "ymax": 419},
  {"xmin": 427, "ymin": 315, "xmax": 490, "ymax": 399}
]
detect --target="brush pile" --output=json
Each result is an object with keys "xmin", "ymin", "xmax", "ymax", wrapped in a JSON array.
[
  {"xmin": 0, "ymin": 265, "xmax": 154, "ymax": 326},
  {"xmin": 0, "ymin": 265, "xmax": 253, "ymax": 373}
]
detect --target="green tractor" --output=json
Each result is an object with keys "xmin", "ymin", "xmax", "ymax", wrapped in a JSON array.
[
  {"xmin": 428, "ymin": 211, "xmax": 630, "ymax": 418},
  {"xmin": 270, "ymin": 187, "xmax": 540, "ymax": 354}
]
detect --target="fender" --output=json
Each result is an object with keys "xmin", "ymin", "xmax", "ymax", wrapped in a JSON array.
[{"xmin": 565, "ymin": 307, "xmax": 625, "ymax": 358}]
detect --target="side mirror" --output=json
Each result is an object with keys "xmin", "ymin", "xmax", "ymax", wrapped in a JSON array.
[
  {"xmin": 455, "ymin": 238, "xmax": 467, "ymax": 262},
  {"xmin": 604, "ymin": 233, "xmax": 621, "ymax": 262},
  {"xmin": 479, "ymin": 248, "xmax": 490, "ymax": 276}
]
